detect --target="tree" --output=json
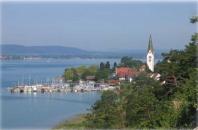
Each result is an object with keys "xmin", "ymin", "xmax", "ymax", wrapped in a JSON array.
[
  {"xmin": 105, "ymin": 61, "xmax": 110, "ymax": 69},
  {"xmin": 125, "ymin": 75, "xmax": 175, "ymax": 128},
  {"xmin": 86, "ymin": 91, "xmax": 125, "ymax": 128},
  {"xmin": 64, "ymin": 68, "xmax": 74, "ymax": 81},
  {"xmin": 64, "ymin": 65, "xmax": 98, "ymax": 81},
  {"xmin": 112, "ymin": 62, "xmax": 117, "ymax": 71},
  {"xmin": 81, "ymin": 65, "xmax": 97, "ymax": 80},
  {"xmin": 95, "ymin": 68, "xmax": 110, "ymax": 81},
  {"xmin": 190, "ymin": 16, "xmax": 198, "ymax": 23},
  {"xmin": 71, "ymin": 68, "xmax": 79, "ymax": 81},
  {"xmin": 89, "ymin": 65, "xmax": 97, "ymax": 74},
  {"xmin": 64, "ymin": 68, "xmax": 79, "ymax": 81},
  {"xmin": 120, "ymin": 56, "xmax": 143, "ymax": 68},
  {"xmin": 81, "ymin": 69, "xmax": 92, "ymax": 80},
  {"xmin": 154, "ymin": 16, "xmax": 198, "ymax": 128},
  {"xmin": 126, "ymin": 87, "xmax": 160, "ymax": 128},
  {"xmin": 100, "ymin": 62, "xmax": 105, "ymax": 70},
  {"xmin": 75, "ymin": 66, "xmax": 87, "ymax": 77},
  {"xmin": 175, "ymin": 71, "xmax": 197, "ymax": 128}
]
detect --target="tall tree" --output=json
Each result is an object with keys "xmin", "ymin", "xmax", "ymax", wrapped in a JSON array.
[
  {"xmin": 105, "ymin": 61, "xmax": 110, "ymax": 69},
  {"xmin": 100, "ymin": 62, "xmax": 105, "ymax": 70},
  {"xmin": 113, "ymin": 62, "xmax": 117, "ymax": 71}
]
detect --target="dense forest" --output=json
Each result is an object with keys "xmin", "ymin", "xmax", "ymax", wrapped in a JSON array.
[{"xmin": 57, "ymin": 17, "xmax": 197, "ymax": 129}]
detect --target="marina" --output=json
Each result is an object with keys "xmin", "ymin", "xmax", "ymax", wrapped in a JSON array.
[
  {"xmin": 1, "ymin": 58, "xmax": 118, "ymax": 129},
  {"xmin": 8, "ymin": 80, "xmax": 119, "ymax": 94}
]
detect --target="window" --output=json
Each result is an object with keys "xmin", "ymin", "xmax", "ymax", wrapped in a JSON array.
[{"xmin": 149, "ymin": 56, "xmax": 152, "ymax": 62}]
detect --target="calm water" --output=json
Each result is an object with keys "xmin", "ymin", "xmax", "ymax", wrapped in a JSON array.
[{"xmin": 0, "ymin": 58, "xmax": 120, "ymax": 129}]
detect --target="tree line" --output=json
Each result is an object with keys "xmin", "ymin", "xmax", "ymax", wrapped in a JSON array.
[{"xmin": 63, "ymin": 57, "xmax": 144, "ymax": 82}]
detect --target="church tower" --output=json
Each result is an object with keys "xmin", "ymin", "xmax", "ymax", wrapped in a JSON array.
[{"xmin": 146, "ymin": 34, "xmax": 154, "ymax": 72}]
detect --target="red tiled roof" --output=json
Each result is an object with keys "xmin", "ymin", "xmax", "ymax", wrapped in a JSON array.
[{"xmin": 116, "ymin": 67, "xmax": 137, "ymax": 78}]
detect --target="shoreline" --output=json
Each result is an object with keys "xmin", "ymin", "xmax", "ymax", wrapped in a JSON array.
[{"xmin": 53, "ymin": 114, "xmax": 87, "ymax": 129}]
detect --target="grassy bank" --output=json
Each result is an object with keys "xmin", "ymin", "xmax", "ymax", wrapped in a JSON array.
[{"xmin": 53, "ymin": 114, "xmax": 87, "ymax": 129}]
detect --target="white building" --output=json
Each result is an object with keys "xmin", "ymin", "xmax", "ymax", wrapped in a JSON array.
[{"xmin": 146, "ymin": 34, "xmax": 155, "ymax": 72}]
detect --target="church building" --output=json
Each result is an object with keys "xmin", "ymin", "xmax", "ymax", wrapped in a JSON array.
[{"xmin": 146, "ymin": 34, "xmax": 155, "ymax": 72}]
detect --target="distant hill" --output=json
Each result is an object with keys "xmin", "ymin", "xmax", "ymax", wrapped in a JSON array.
[
  {"xmin": 1, "ymin": 44, "xmax": 90, "ymax": 56},
  {"xmin": 0, "ymin": 44, "xmax": 165, "ymax": 59}
]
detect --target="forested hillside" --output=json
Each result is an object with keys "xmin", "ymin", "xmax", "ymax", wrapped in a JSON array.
[{"xmin": 83, "ymin": 16, "xmax": 197, "ymax": 129}]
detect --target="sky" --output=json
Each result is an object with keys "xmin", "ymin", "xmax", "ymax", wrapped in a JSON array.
[{"xmin": 1, "ymin": 1, "xmax": 197, "ymax": 51}]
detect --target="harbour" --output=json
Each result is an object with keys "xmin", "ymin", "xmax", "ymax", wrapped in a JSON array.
[
  {"xmin": 1, "ymin": 58, "xmax": 119, "ymax": 129},
  {"xmin": 8, "ymin": 80, "xmax": 119, "ymax": 94}
]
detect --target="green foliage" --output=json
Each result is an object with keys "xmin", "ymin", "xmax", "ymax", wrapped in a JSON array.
[
  {"xmin": 126, "ymin": 88, "xmax": 160, "ymax": 128},
  {"xmin": 151, "ymin": 16, "xmax": 197, "ymax": 128},
  {"xmin": 81, "ymin": 69, "xmax": 92, "ymax": 80},
  {"xmin": 89, "ymin": 65, "xmax": 98, "ymax": 74},
  {"xmin": 81, "ymin": 65, "xmax": 97, "ymax": 80},
  {"xmin": 86, "ymin": 75, "xmax": 173, "ymax": 129},
  {"xmin": 105, "ymin": 61, "xmax": 110, "ymax": 69},
  {"xmin": 64, "ymin": 62, "xmax": 111, "ymax": 82},
  {"xmin": 100, "ymin": 61, "xmax": 111, "ymax": 70},
  {"xmin": 54, "ymin": 114, "xmax": 87, "ymax": 129},
  {"xmin": 156, "ymin": 16, "xmax": 197, "ymax": 83},
  {"xmin": 174, "ymin": 70, "xmax": 198, "ymax": 128},
  {"xmin": 126, "ymin": 76, "xmax": 169, "ymax": 128},
  {"xmin": 190, "ymin": 16, "xmax": 198, "ymax": 23},
  {"xmin": 86, "ymin": 91, "xmax": 125, "ymax": 128},
  {"xmin": 155, "ymin": 36, "xmax": 197, "ymax": 85},
  {"xmin": 120, "ymin": 56, "xmax": 143, "ymax": 68},
  {"xmin": 95, "ymin": 68, "xmax": 110, "ymax": 81},
  {"xmin": 84, "ymin": 16, "xmax": 198, "ymax": 129},
  {"xmin": 64, "ymin": 65, "xmax": 97, "ymax": 81},
  {"xmin": 100, "ymin": 62, "xmax": 105, "ymax": 70},
  {"xmin": 62, "ymin": 16, "xmax": 197, "ymax": 129},
  {"xmin": 64, "ymin": 68, "xmax": 74, "ymax": 81},
  {"xmin": 113, "ymin": 62, "xmax": 117, "ymax": 71}
]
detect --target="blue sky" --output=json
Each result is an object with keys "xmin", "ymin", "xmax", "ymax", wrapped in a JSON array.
[{"xmin": 1, "ymin": 2, "xmax": 197, "ymax": 51}]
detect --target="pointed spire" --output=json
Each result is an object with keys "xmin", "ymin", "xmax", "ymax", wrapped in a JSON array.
[{"xmin": 147, "ymin": 34, "xmax": 154, "ymax": 53}]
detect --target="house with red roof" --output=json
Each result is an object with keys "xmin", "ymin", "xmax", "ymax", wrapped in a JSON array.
[{"xmin": 115, "ymin": 67, "xmax": 138, "ymax": 82}]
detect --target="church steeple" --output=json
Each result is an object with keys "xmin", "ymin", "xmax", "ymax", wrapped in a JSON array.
[
  {"xmin": 147, "ymin": 34, "xmax": 154, "ymax": 53},
  {"xmin": 146, "ymin": 34, "xmax": 155, "ymax": 72}
]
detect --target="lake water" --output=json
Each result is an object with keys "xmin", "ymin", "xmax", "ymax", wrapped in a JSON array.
[{"xmin": 0, "ymin": 58, "xmax": 120, "ymax": 129}]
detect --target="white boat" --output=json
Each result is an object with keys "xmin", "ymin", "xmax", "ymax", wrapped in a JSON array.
[{"xmin": 32, "ymin": 85, "xmax": 37, "ymax": 92}]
